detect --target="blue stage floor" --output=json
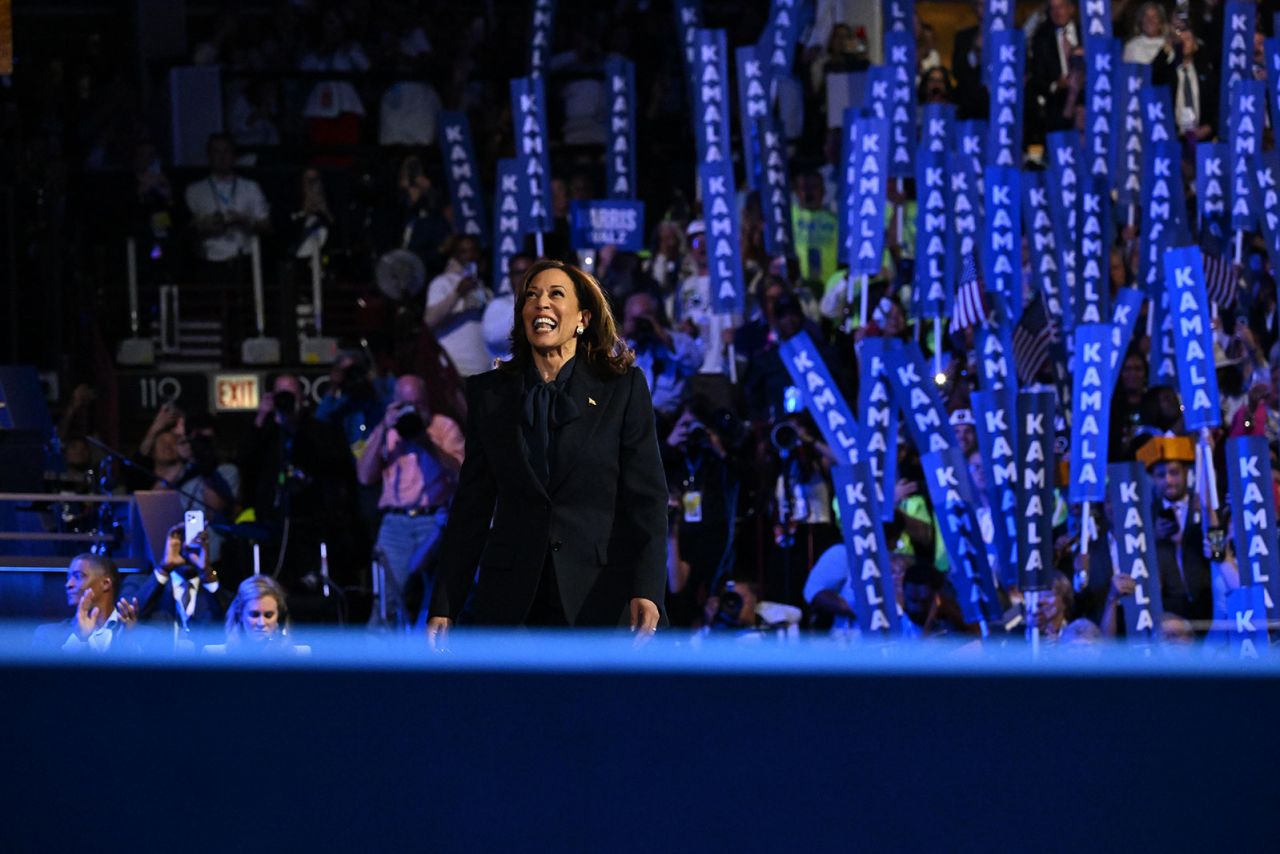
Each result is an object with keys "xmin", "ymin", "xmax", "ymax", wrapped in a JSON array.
[{"xmin": 2, "ymin": 626, "xmax": 1277, "ymax": 851}]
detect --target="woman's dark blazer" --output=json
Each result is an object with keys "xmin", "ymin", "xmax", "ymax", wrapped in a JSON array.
[{"xmin": 428, "ymin": 361, "xmax": 669, "ymax": 626}]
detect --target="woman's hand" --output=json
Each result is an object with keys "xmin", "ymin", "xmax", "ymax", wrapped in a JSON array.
[
  {"xmin": 426, "ymin": 616, "xmax": 453, "ymax": 651},
  {"xmin": 629, "ymin": 597, "xmax": 660, "ymax": 639}
]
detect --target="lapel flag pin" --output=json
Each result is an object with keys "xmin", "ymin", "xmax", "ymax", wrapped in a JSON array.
[{"xmin": 588, "ymin": 397, "xmax": 597, "ymax": 406}]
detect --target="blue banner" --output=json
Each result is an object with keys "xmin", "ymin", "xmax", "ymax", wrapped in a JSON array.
[
  {"xmin": 884, "ymin": 30, "xmax": 917, "ymax": 179},
  {"xmin": 986, "ymin": 29, "xmax": 1024, "ymax": 169},
  {"xmin": 1113, "ymin": 63, "xmax": 1148, "ymax": 205},
  {"xmin": 858, "ymin": 337, "xmax": 901, "ymax": 522},
  {"xmin": 1163, "ymin": 244, "xmax": 1221, "ymax": 429},
  {"xmin": 833, "ymin": 463, "xmax": 900, "ymax": 636},
  {"xmin": 735, "ymin": 46, "xmax": 768, "ymax": 191},
  {"xmin": 1107, "ymin": 462, "xmax": 1165, "ymax": 640},
  {"xmin": 1196, "ymin": 143, "xmax": 1230, "ymax": 254},
  {"xmin": 1267, "ymin": 38, "xmax": 1280, "ymax": 146},
  {"xmin": 701, "ymin": 160, "xmax": 745, "ymax": 314},
  {"xmin": 842, "ymin": 112, "xmax": 889, "ymax": 277},
  {"xmin": 509, "ymin": 77, "xmax": 553, "ymax": 234},
  {"xmin": 757, "ymin": 113, "xmax": 795, "ymax": 258},
  {"xmin": 1220, "ymin": 2, "xmax": 1257, "ymax": 141},
  {"xmin": 1017, "ymin": 391, "xmax": 1056, "ymax": 591},
  {"xmin": 982, "ymin": 0, "xmax": 1016, "ymax": 86},
  {"xmin": 1078, "ymin": 174, "xmax": 1111, "ymax": 325},
  {"xmin": 438, "ymin": 111, "xmax": 489, "ymax": 245},
  {"xmin": 921, "ymin": 446, "xmax": 1004, "ymax": 623},
  {"xmin": 1256, "ymin": 151, "xmax": 1280, "ymax": 263},
  {"xmin": 972, "ymin": 389, "xmax": 1018, "ymax": 587},
  {"xmin": 1139, "ymin": 137, "xmax": 1186, "ymax": 299},
  {"xmin": 1227, "ymin": 435, "xmax": 1280, "ymax": 620},
  {"xmin": 568, "ymin": 200, "xmax": 645, "ymax": 251},
  {"xmin": 604, "ymin": 58, "xmax": 637, "ymax": 200},
  {"xmin": 1149, "ymin": 292, "xmax": 1178, "ymax": 387},
  {"xmin": 1082, "ymin": 0, "xmax": 1112, "ymax": 38},
  {"xmin": 1084, "ymin": 37, "xmax": 1117, "ymax": 183},
  {"xmin": 1108, "ymin": 287, "xmax": 1144, "ymax": 390},
  {"xmin": 1022, "ymin": 172, "xmax": 1066, "ymax": 323},
  {"xmin": 915, "ymin": 148, "xmax": 952, "ymax": 318},
  {"xmin": 947, "ymin": 153, "xmax": 982, "ymax": 306},
  {"xmin": 920, "ymin": 102, "xmax": 954, "ymax": 154},
  {"xmin": 1069, "ymin": 323, "xmax": 1113, "ymax": 503},
  {"xmin": 956, "ymin": 119, "xmax": 987, "ymax": 186},
  {"xmin": 758, "ymin": 0, "xmax": 805, "ymax": 85},
  {"xmin": 1046, "ymin": 132, "xmax": 1081, "ymax": 333},
  {"xmin": 886, "ymin": 342, "xmax": 957, "ymax": 453},
  {"xmin": 491, "ymin": 158, "xmax": 528, "ymax": 295},
  {"xmin": 691, "ymin": 28, "xmax": 732, "ymax": 167},
  {"xmin": 528, "ymin": 0, "xmax": 556, "ymax": 79},
  {"xmin": 1229, "ymin": 79, "xmax": 1264, "ymax": 232},
  {"xmin": 983, "ymin": 167, "xmax": 1021, "ymax": 314},
  {"xmin": 673, "ymin": 0, "xmax": 703, "ymax": 87},
  {"xmin": 778, "ymin": 330, "xmax": 861, "ymax": 464},
  {"xmin": 1141, "ymin": 83, "xmax": 1177, "ymax": 144},
  {"xmin": 883, "ymin": 0, "xmax": 914, "ymax": 33},
  {"xmin": 1226, "ymin": 585, "xmax": 1270, "ymax": 658}
]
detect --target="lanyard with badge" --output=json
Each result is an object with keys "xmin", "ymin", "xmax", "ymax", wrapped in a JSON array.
[
  {"xmin": 681, "ymin": 452, "xmax": 703, "ymax": 523},
  {"xmin": 209, "ymin": 177, "xmax": 237, "ymax": 211}
]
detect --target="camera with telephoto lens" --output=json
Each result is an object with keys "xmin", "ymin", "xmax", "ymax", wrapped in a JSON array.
[
  {"xmin": 712, "ymin": 581, "xmax": 746, "ymax": 629},
  {"xmin": 685, "ymin": 422, "xmax": 709, "ymax": 447},
  {"xmin": 392, "ymin": 406, "xmax": 426, "ymax": 441},
  {"xmin": 273, "ymin": 390, "xmax": 297, "ymax": 417},
  {"xmin": 770, "ymin": 421, "xmax": 803, "ymax": 455}
]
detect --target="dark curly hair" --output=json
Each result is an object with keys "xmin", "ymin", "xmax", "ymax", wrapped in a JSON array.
[{"xmin": 500, "ymin": 259, "xmax": 635, "ymax": 376}]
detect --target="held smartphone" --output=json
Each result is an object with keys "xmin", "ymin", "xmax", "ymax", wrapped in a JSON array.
[{"xmin": 184, "ymin": 510, "xmax": 205, "ymax": 547}]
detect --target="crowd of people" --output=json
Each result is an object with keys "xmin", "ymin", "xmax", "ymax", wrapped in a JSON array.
[{"xmin": 12, "ymin": 0, "xmax": 1280, "ymax": 652}]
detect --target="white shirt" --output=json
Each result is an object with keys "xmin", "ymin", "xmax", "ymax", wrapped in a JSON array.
[
  {"xmin": 1174, "ymin": 64, "xmax": 1201, "ymax": 132},
  {"xmin": 155, "ymin": 568, "xmax": 219, "ymax": 625},
  {"xmin": 426, "ymin": 262, "xmax": 492, "ymax": 377},
  {"xmin": 1122, "ymin": 34, "xmax": 1166, "ymax": 65},
  {"xmin": 803, "ymin": 543, "xmax": 857, "ymax": 634},
  {"xmin": 299, "ymin": 46, "xmax": 370, "ymax": 118},
  {"xmin": 184, "ymin": 175, "xmax": 270, "ymax": 262},
  {"xmin": 60, "ymin": 608, "xmax": 124, "ymax": 653},
  {"xmin": 379, "ymin": 81, "xmax": 442, "ymax": 145}
]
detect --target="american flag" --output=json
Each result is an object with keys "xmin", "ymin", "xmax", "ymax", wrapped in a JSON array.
[
  {"xmin": 1012, "ymin": 294, "xmax": 1055, "ymax": 385},
  {"xmin": 951, "ymin": 254, "xmax": 987, "ymax": 331},
  {"xmin": 1202, "ymin": 252, "xmax": 1241, "ymax": 308}
]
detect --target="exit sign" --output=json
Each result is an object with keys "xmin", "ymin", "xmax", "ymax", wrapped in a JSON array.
[{"xmin": 214, "ymin": 374, "xmax": 260, "ymax": 411}]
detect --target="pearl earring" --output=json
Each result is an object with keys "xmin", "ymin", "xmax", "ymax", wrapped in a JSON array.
[{"xmin": 575, "ymin": 324, "xmax": 585, "ymax": 336}]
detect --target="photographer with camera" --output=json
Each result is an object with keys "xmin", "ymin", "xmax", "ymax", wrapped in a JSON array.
[
  {"xmin": 239, "ymin": 374, "xmax": 364, "ymax": 592},
  {"xmin": 623, "ymin": 291, "xmax": 705, "ymax": 419},
  {"xmin": 316, "ymin": 349, "xmax": 395, "ymax": 457},
  {"xmin": 662, "ymin": 400, "xmax": 746, "ymax": 627},
  {"xmin": 357, "ymin": 374, "xmax": 464, "ymax": 627}
]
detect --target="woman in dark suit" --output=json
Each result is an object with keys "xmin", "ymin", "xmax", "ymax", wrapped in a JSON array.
[{"xmin": 426, "ymin": 259, "xmax": 668, "ymax": 642}]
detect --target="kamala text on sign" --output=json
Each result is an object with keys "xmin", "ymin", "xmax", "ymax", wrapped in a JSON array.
[
  {"xmin": 1017, "ymin": 392, "xmax": 1056, "ymax": 591},
  {"xmin": 491, "ymin": 158, "xmax": 527, "ymax": 295},
  {"xmin": 758, "ymin": 114, "xmax": 794, "ymax": 257},
  {"xmin": 510, "ymin": 77, "xmax": 552, "ymax": 233},
  {"xmin": 986, "ymin": 30, "xmax": 1024, "ymax": 169},
  {"xmin": 1227, "ymin": 436, "xmax": 1280, "ymax": 618},
  {"xmin": 778, "ymin": 331, "xmax": 860, "ymax": 464},
  {"xmin": 692, "ymin": 28, "xmax": 731, "ymax": 165},
  {"xmin": 858, "ymin": 337, "xmax": 901, "ymax": 521},
  {"xmin": 1078, "ymin": 175, "xmax": 1110, "ymax": 324},
  {"xmin": 1113, "ymin": 63, "xmax": 1147, "ymax": 205},
  {"xmin": 1047, "ymin": 132, "xmax": 1081, "ymax": 331},
  {"xmin": 922, "ymin": 447, "xmax": 1004, "ymax": 623},
  {"xmin": 1082, "ymin": 0, "xmax": 1112, "ymax": 37},
  {"xmin": 915, "ymin": 147, "xmax": 951, "ymax": 318},
  {"xmin": 736, "ymin": 46, "xmax": 768, "ymax": 190},
  {"xmin": 1140, "ymin": 137, "xmax": 1184, "ymax": 298},
  {"xmin": 1107, "ymin": 462, "xmax": 1165, "ymax": 639},
  {"xmin": 1163, "ymin": 245, "xmax": 1221, "ymax": 429},
  {"xmin": 528, "ymin": 0, "xmax": 555, "ymax": 79},
  {"xmin": 1084, "ymin": 37, "xmax": 1115, "ymax": 182},
  {"xmin": 1197, "ymin": 143, "xmax": 1229, "ymax": 251},
  {"xmin": 833, "ymin": 464, "xmax": 899, "ymax": 635},
  {"xmin": 1220, "ymin": 2, "xmax": 1256, "ymax": 138},
  {"xmin": 604, "ymin": 58, "xmax": 636, "ymax": 200},
  {"xmin": 1069, "ymin": 324, "xmax": 1112, "ymax": 502},
  {"xmin": 701, "ymin": 161, "xmax": 744, "ymax": 313},
  {"xmin": 439, "ymin": 112, "xmax": 489, "ymax": 244},
  {"xmin": 1229, "ymin": 79, "xmax": 1263, "ymax": 232},
  {"xmin": 1255, "ymin": 152, "xmax": 1280, "ymax": 261},
  {"xmin": 920, "ymin": 102, "xmax": 953, "ymax": 154},
  {"xmin": 1022, "ymin": 173, "xmax": 1065, "ymax": 322},
  {"xmin": 885, "ymin": 30, "xmax": 916, "ymax": 179},
  {"xmin": 887, "ymin": 343, "xmax": 956, "ymax": 452},
  {"xmin": 983, "ymin": 167, "xmax": 1020, "ymax": 312},
  {"xmin": 947, "ymin": 154, "xmax": 980, "ymax": 307}
]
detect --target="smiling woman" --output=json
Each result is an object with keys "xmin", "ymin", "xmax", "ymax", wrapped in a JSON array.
[{"xmin": 426, "ymin": 259, "xmax": 668, "ymax": 641}]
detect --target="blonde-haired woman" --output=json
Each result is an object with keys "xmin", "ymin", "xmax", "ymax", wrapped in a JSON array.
[{"xmin": 205, "ymin": 576, "xmax": 309, "ymax": 654}]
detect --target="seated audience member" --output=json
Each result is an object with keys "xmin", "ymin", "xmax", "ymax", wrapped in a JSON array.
[
  {"xmin": 205, "ymin": 576, "xmax": 309, "ymax": 654},
  {"xmin": 899, "ymin": 560, "xmax": 972, "ymax": 638},
  {"xmin": 33, "ymin": 554, "xmax": 140, "ymax": 653},
  {"xmin": 134, "ymin": 524, "xmax": 227, "ymax": 634},
  {"xmin": 803, "ymin": 542, "xmax": 856, "ymax": 636}
]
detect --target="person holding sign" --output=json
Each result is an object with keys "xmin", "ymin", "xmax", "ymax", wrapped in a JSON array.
[
  {"xmin": 426, "ymin": 260, "xmax": 668, "ymax": 642},
  {"xmin": 1137, "ymin": 435, "xmax": 1235, "ymax": 624}
]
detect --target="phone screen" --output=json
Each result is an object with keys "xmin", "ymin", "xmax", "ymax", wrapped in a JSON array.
[{"xmin": 184, "ymin": 510, "xmax": 205, "ymax": 547}]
